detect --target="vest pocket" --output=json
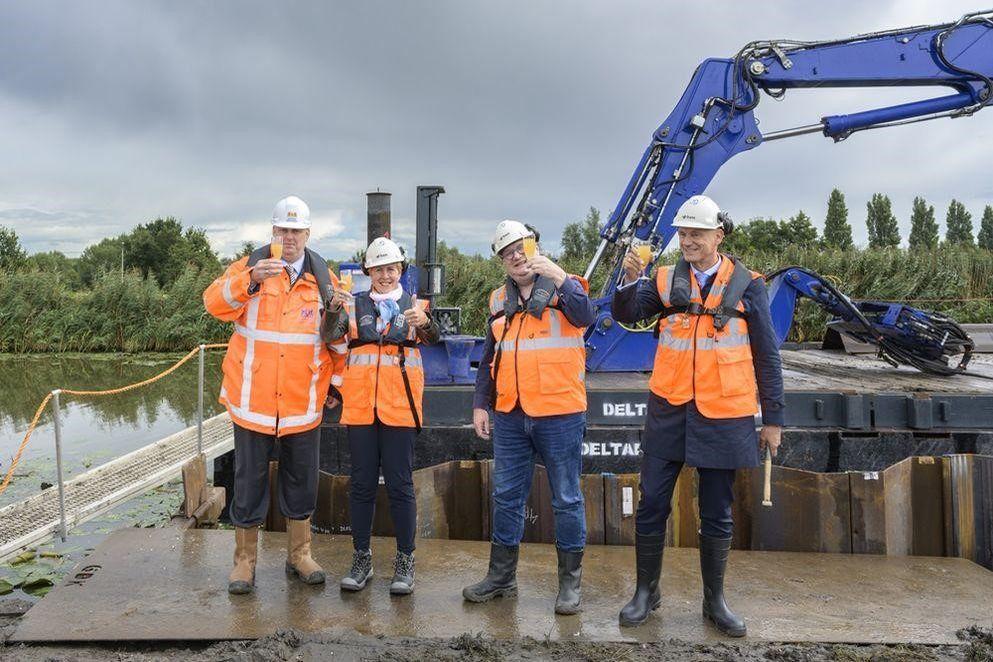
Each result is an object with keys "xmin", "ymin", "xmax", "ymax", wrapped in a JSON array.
[
  {"xmin": 651, "ymin": 325, "xmax": 678, "ymax": 393},
  {"xmin": 342, "ymin": 364, "xmax": 374, "ymax": 410},
  {"xmin": 715, "ymin": 347, "xmax": 756, "ymax": 397},
  {"xmin": 537, "ymin": 357, "xmax": 576, "ymax": 395}
]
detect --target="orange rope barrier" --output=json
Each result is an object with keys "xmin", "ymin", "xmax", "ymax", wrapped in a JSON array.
[{"xmin": 0, "ymin": 344, "xmax": 229, "ymax": 498}]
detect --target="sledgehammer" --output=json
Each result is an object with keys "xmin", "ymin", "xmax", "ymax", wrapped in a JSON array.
[{"xmin": 762, "ymin": 446, "xmax": 773, "ymax": 508}]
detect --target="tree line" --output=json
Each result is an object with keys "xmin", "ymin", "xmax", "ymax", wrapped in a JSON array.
[
  {"xmin": 0, "ymin": 217, "xmax": 221, "ymax": 291},
  {"xmin": 0, "ymin": 191, "xmax": 991, "ymax": 352}
]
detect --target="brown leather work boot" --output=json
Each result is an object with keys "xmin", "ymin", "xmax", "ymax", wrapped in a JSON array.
[
  {"xmin": 228, "ymin": 526, "xmax": 258, "ymax": 595},
  {"xmin": 285, "ymin": 517, "xmax": 326, "ymax": 585}
]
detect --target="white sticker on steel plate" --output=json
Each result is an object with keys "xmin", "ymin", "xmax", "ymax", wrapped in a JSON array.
[
  {"xmin": 622, "ymin": 486, "xmax": 634, "ymax": 516},
  {"xmin": 862, "ymin": 471, "xmax": 879, "ymax": 480}
]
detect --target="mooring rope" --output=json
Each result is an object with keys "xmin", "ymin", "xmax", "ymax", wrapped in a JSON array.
[{"xmin": 0, "ymin": 343, "xmax": 229, "ymax": 498}]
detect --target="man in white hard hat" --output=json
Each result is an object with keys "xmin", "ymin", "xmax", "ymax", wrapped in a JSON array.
[
  {"xmin": 611, "ymin": 195, "xmax": 784, "ymax": 636},
  {"xmin": 204, "ymin": 195, "xmax": 345, "ymax": 595},
  {"xmin": 463, "ymin": 220, "xmax": 595, "ymax": 614}
]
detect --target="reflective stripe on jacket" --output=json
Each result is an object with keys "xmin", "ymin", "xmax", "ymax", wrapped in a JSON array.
[
  {"xmin": 339, "ymin": 291, "xmax": 425, "ymax": 428},
  {"xmin": 203, "ymin": 256, "xmax": 344, "ymax": 436},
  {"xmin": 649, "ymin": 255, "xmax": 762, "ymax": 419},
  {"xmin": 488, "ymin": 276, "xmax": 588, "ymax": 417}
]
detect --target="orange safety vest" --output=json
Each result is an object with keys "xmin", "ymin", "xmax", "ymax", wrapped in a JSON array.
[
  {"xmin": 203, "ymin": 255, "xmax": 344, "ymax": 436},
  {"xmin": 339, "ymin": 290, "xmax": 425, "ymax": 429},
  {"xmin": 488, "ymin": 276, "xmax": 588, "ymax": 417},
  {"xmin": 649, "ymin": 254, "xmax": 761, "ymax": 419}
]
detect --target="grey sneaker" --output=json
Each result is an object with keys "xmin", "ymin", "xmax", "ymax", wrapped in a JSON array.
[
  {"xmin": 390, "ymin": 550, "xmax": 415, "ymax": 595},
  {"xmin": 340, "ymin": 549, "xmax": 373, "ymax": 592}
]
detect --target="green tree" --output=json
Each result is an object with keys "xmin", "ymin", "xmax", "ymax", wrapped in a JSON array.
[
  {"xmin": 560, "ymin": 207, "xmax": 602, "ymax": 262},
  {"xmin": 866, "ymin": 193, "xmax": 900, "ymax": 248},
  {"xmin": 783, "ymin": 210, "xmax": 818, "ymax": 248},
  {"xmin": 743, "ymin": 218, "xmax": 789, "ymax": 252},
  {"xmin": 945, "ymin": 199, "xmax": 975, "ymax": 246},
  {"xmin": 908, "ymin": 196, "xmax": 939, "ymax": 249},
  {"xmin": 0, "ymin": 226, "xmax": 27, "ymax": 272},
  {"xmin": 26, "ymin": 250, "xmax": 82, "ymax": 289},
  {"xmin": 77, "ymin": 236, "xmax": 125, "ymax": 287},
  {"xmin": 234, "ymin": 241, "xmax": 256, "ymax": 260},
  {"xmin": 823, "ymin": 188, "xmax": 853, "ymax": 249},
  {"xmin": 123, "ymin": 217, "xmax": 220, "ymax": 286},
  {"xmin": 979, "ymin": 205, "xmax": 993, "ymax": 250}
]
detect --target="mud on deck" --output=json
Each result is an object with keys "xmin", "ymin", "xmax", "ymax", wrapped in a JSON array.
[{"xmin": 10, "ymin": 529, "xmax": 993, "ymax": 645}]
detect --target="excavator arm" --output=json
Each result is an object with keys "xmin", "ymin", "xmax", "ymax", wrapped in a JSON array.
[{"xmin": 584, "ymin": 10, "xmax": 993, "ymax": 372}]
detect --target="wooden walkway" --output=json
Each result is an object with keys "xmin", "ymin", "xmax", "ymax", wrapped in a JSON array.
[{"xmin": 0, "ymin": 413, "xmax": 233, "ymax": 560}]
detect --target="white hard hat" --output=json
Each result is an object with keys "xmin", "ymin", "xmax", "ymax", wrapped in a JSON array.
[
  {"xmin": 672, "ymin": 195, "xmax": 722, "ymax": 230},
  {"xmin": 271, "ymin": 195, "xmax": 311, "ymax": 229},
  {"xmin": 364, "ymin": 237, "xmax": 406, "ymax": 270},
  {"xmin": 491, "ymin": 219, "xmax": 533, "ymax": 255}
]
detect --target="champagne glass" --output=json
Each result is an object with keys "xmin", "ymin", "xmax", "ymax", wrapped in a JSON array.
[
  {"xmin": 340, "ymin": 272, "xmax": 353, "ymax": 292},
  {"xmin": 632, "ymin": 240, "xmax": 654, "ymax": 279},
  {"xmin": 523, "ymin": 235, "xmax": 537, "ymax": 259},
  {"xmin": 270, "ymin": 234, "xmax": 284, "ymax": 260}
]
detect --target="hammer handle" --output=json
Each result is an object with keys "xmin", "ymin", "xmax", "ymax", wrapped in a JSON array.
[{"xmin": 762, "ymin": 446, "xmax": 773, "ymax": 507}]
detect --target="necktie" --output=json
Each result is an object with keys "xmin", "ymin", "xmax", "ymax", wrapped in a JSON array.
[{"xmin": 285, "ymin": 265, "xmax": 298, "ymax": 286}]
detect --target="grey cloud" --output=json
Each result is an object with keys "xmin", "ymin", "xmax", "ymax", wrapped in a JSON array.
[{"xmin": 0, "ymin": 1, "xmax": 990, "ymax": 260}]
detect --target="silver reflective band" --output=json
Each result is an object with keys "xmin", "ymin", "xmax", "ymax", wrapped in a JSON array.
[
  {"xmin": 347, "ymin": 351, "xmax": 424, "ymax": 368},
  {"xmin": 347, "ymin": 353, "xmax": 379, "ymax": 366},
  {"xmin": 235, "ymin": 325, "xmax": 320, "ymax": 345},
  {"xmin": 657, "ymin": 333, "xmax": 693, "ymax": 351},
  {"xmin": 658, "ymin": 332, "xmax": 749, "ymax": 352},
  {"xmin": 712, "ymin": 332, "xmax": 751, "ymax": 349},
  {"xmin": 500, "ymin": 336, "xmax": 585, "ymax": 352},
  {"xmin": 222, "ymin": 278, "xmax": 244, "ymax": 309}
]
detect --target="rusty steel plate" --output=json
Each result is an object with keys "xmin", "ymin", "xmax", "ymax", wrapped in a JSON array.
[{"xmin": 12, "ymin": 528, "xmax": 993, "ymax": 644}]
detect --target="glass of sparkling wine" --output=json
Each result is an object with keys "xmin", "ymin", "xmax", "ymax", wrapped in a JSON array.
[
  {"xmin": 633, "ymin": 241, "xmax": 654, "ymax": 277},
  {"xmin": 340, "ymin": 272, "xmax": 353, "ymax": 292},
  {"xmin": 270, "ymin": 234, "xmax": 284, "ymax": 260},
  {"xmin": 523, "ymin": 235, "xmax": 537, "ymax": 259}
]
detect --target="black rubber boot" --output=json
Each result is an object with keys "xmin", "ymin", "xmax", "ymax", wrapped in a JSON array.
[
  {"xmin": 462, "ymin": 543, "xmax": 519, "ymax": 602},
  {"xmin": 700, "ymin": 534, "xmax": 746, "ymax": 637},
  {"xmin": 554, "ymin": 548, "xmax": 583, "ymax": 615},
  {"xmin": 618, "ymin": 532, "xmax": 665, "ymax": 627}
]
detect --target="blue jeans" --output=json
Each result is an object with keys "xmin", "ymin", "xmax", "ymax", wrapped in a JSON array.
[{"xmin": 491, "ymin": 409, "xmax": 586, "ymax": 552}]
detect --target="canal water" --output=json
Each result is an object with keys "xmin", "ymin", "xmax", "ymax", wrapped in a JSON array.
[
  {"xmin": 0, "ymin": 352, "xmax": 226, "ymax": 602},
  {"xmin": 0, "ymin": 352, "xmax": 224, "ymax": 509}
]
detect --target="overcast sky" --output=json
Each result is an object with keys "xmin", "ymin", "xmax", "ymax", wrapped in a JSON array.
[{"xmin": 1, "ymin": 1, "xmax": 991, "ymax": 260}]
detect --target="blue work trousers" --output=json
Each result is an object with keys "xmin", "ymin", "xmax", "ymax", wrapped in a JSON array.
[
  {"xmin": 491, "ymin": 409, "xmax": 586, "ymax": 552},
  {"xmin": 635, "ymin": 454, "xmax": 736, "ymax": 539}
]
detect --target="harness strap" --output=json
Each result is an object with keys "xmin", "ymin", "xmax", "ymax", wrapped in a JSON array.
[
  {"xmin": 489, "ymin": 312, "xmax": 515, "ymax": 410},
  {"xmin": 397, "ymin": 349, "xmax": 422, "ymax": 434},
  {"xmin": 347, "ymin": 338, "xmax": 417, "ymax": 349}
]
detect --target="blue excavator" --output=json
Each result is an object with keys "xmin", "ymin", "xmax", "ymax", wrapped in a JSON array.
[{"xmin": 581, "ymin": 10, "xmax": 990, "ymax": 376}]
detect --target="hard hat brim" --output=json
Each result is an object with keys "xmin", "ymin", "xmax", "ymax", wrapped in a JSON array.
[
  {"xmin": 672, "ymin": 219, "xmax": 721, "ymax": 230},
  {"xmin": 272, "ymin": 220, "xmax": 312, "ymax": 229}
]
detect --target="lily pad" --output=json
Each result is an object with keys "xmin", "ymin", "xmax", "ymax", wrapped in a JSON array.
[{"xmin": 10, "ymin": 550, "xmax": 37, "ymax": 565}]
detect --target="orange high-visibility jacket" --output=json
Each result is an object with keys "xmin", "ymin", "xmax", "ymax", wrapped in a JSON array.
[
  {"xmin": 488, "ymin": 276, "xmax": 588, "ymax": 417},
  {"xmin": 339, "ymin": 290, "xmax": 426, "ymax": 428},
  {"xmin": 203, "ymin": 256, "xmax": 344, "ymax": 436},
  {"xmin": 649, "ymin": 255, "xmax": 762, "ymax": 419}
]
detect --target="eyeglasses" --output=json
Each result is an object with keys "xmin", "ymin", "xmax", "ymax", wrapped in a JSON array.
[{"xmin": 500, "ymin": 244, "xmax": 525, "ymax": 262}]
